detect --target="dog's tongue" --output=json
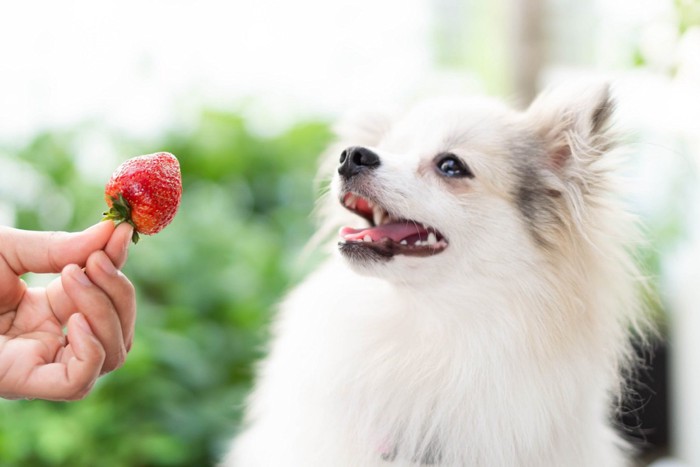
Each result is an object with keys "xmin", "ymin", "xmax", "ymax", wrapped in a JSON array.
[{"xmin": 340, "ymin": 222, "xmax": 429, "ymax": 243}]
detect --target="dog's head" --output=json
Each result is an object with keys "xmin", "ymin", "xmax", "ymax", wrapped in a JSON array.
[{"xmin": 322, "ymin": 84, "xmax": 618, "ymax": 282}]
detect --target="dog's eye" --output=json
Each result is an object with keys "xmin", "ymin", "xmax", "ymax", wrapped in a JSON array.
[{"xmin": 436, "ymin": 154, "xmax": 473, "ymax": 178}]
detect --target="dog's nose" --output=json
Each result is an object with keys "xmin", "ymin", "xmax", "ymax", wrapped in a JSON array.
[{"xmin": 338, "ymin": 146, "xmax": 380, "ymax": 179}]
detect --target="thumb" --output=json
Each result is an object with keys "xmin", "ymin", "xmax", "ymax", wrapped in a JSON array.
[{"xmin": 0, "ymin": 221, "xmax": 115, "ymax": 275}]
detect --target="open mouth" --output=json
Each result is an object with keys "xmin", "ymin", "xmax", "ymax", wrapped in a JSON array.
[{"xmin": 338, "ymin": 192, "xmax": 448, "ymax": 258}]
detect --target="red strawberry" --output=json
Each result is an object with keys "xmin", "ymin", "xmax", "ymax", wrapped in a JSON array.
[{"xmin": 103, "ymin": 152, "xmax": 182, "ymax": 243}]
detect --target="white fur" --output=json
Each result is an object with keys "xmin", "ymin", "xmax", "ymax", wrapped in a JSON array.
[{"xmin": 223, "ymin": 84, "xmax": 649, "ymax": 467}]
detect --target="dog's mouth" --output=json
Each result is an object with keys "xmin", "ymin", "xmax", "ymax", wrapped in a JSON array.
[{"xmin": 338, "ymin": 192, "xmax": 448, "ymax": 258}]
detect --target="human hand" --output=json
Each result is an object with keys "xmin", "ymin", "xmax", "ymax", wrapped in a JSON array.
[{"xmin": 0, "ymin": 221, "xmax": 136, "ymax": 401}]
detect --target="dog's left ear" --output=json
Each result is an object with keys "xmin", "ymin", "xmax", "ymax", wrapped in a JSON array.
[{"xmin": 526, "ymin": 83, "xmax": 615, "ymax": 172}]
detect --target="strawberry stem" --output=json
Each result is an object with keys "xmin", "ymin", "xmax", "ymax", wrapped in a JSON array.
[{"xmin": 102, "ymin": 193, "xmax": 140, "ymax": 244}]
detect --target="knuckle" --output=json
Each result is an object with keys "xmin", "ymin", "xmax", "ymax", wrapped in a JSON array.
[
  {"xmin": 103, "ymin": 346, "xmax": 127, "ymax": 374},
  {"xmin": 85, "ymin": 251, "xmax": 100, "ymax": 269},
  {"xmin": 121, "ymin": 277, "xmax": 137, "ymax": 306},
  {"xmin": 95, "ymin": 343, "xmax": 107, "ymax": 362},
  {"xmin": 47, "ymin": 231, "xmax": 64, "ymax": 272}
]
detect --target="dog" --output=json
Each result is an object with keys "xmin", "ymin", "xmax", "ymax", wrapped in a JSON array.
[{"xmin": 223, "ymin": 83, "xmax": 649, "ymax": 466}]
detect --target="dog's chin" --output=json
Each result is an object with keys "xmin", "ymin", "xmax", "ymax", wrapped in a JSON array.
[
  {"xmin": 338, "ymin": 239, "xmax": 452, "ymax": 283},
  {"xmin": 339, "ymin": 238, "xmax": 448, "ymax": 263},
  {"xmin": 339, "ymin": 241, "xmax": 394, "ymax": 263}
]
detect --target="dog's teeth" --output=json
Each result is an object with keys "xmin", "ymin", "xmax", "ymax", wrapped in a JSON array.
[
  {"xmin": 427, "ymin": 232, "xmax": 437, "ymax": 245},
  {"xmin": 363, "ymin": 235, "xmax": 372, "ymax": 242},
  {"xmin": 372, "ymin": 207, "xmax": 386, "ymax": 226},
  {"xmin": 372, "ymin": 208, "xmax": 381, "ymax": 226},
  {"xmin": 400, "ymin": 240, "xmax": 408, "ymax": 245}
]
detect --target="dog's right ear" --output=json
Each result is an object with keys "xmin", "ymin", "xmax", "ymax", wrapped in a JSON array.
[
  {"xmin": 521, "ymin": 83, "xmax": 621, "ymax": 244},
  {"xmin": 526, "ymin": 82, "xmax": 616, "ymax": 173}
]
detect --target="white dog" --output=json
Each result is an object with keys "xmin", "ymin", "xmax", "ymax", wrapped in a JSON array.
[{"xmin": 224, "ymin": 84, "xmax": 649, "ymax": 467}]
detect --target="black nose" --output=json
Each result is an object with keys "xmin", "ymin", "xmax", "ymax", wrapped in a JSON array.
[{"xmin": 338, "ymin": 146, "xmax": 380, "ymax": 179}]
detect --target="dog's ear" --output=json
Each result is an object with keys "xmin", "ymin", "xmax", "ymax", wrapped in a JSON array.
[{"xmin": 526, "ymin": 83, "xmax": 615, "ymax": 172}]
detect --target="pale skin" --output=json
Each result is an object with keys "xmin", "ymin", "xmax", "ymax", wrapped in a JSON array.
[{"xmin": 0, "ymin": 221, "xmax": 136, "ymax": 401}]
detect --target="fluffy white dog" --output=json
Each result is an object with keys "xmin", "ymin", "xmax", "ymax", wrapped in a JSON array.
[{"xmin": 224, "ymin": 84, "xmax": 649, "ymax": 467}]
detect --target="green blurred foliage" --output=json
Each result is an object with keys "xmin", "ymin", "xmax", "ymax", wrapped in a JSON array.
[
  {"xmin": 676, "ymin": 0, "xmax": 700, "ymax": 34},
  {"xmin": 635, "ymin": 0, "xmax": 700, "ymax": 70},
  {"xmin": 0, "ymin": 111, "xmax": 332, "ymax": 466}
]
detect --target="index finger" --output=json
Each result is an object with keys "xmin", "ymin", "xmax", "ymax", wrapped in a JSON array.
[
  {"xmin": 104, "ymin": 222, "xmax": 133, "ymax": 269},
  {"xmin": 0, "ymin": 221, "xmax": 115, "ymax": 275}
]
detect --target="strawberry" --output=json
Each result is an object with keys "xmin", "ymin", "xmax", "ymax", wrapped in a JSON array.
[{"xmin": 103, "ymin": 152, "xmax": 182, "ymax": 243}]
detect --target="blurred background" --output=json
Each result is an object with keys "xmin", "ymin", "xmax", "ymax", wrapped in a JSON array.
[{"xmin": 0, "ymin": 0, "xmax": 698, "ymax": 465}]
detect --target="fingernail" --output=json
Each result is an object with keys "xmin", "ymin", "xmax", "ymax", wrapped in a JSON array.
[
  {"xmin": 122, "ymin": 225, "xmax": 133, "ymax": 252},
  {"xmin": 70, "ymin": 265, "xmax": 93, "ymax": 287},
  {"xmin": 73, "ymin": 313, "xmax": 94, "ymax": 335},
  {"xmin": 87, "ymin": 221, "xmax": 113, "ymax": 235},
  {"xmin": 96, "ymin": 252, "xmax": 117, "ymax": 276}
]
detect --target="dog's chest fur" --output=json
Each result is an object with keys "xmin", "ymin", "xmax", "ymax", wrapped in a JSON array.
[
  {"xmin": 226, "ymin": 85, "xmax": 644, "ymax": 467},
  {"xmin": 229, "ymin": 258, "xmax": 626, "ymax": 467}
]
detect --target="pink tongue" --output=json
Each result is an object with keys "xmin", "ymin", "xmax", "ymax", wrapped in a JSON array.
[{"xmin": 340, "ymin": 222, "xmax": 428, "ymax": 243}]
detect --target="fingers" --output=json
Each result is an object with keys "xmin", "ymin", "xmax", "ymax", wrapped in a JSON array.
[
  {"xmin": 17, "ymin": 313, "xmax": 104, "ymax": 401},
  {"xmin": 45, "ymin": 221, "xmax": 133, "ymax": 326},
  {"xmin": 61, "ymin": 263, "xmax": 132, "ymax": 374},
  {"xmin": 44, "ymin": 232, "xmax": 135, "ymax": 369},
  {"xmin": 0, "ymin": 221, "xmax": 115, "ymax": 275},
  {"xmin": 63, "ymin": 313, "xmax": 104, "ymax": 397},
  {"xmin": 85, "ymin": 250, "xmax": 136, "ymax": 353},
  {"xmin": 8, "ymin": 249, "xmax": 135, "ymax": 400},
  {"xmin": 0, "ymin": 221, "xmax": 137, "ymax": 401},
  {"xmin": 104, "ymin": 222, "xmax": 133, "ymax": 269}
]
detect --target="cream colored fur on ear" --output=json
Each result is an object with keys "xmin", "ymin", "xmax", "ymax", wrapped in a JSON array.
[{"xmin": 525, "ymin": 82, "xmax": 650, "ymax": 387}]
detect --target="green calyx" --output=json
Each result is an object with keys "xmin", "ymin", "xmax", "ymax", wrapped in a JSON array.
[{"xmin": 102, "ymin": 193, "xmax": 140, "ymax": 244}]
